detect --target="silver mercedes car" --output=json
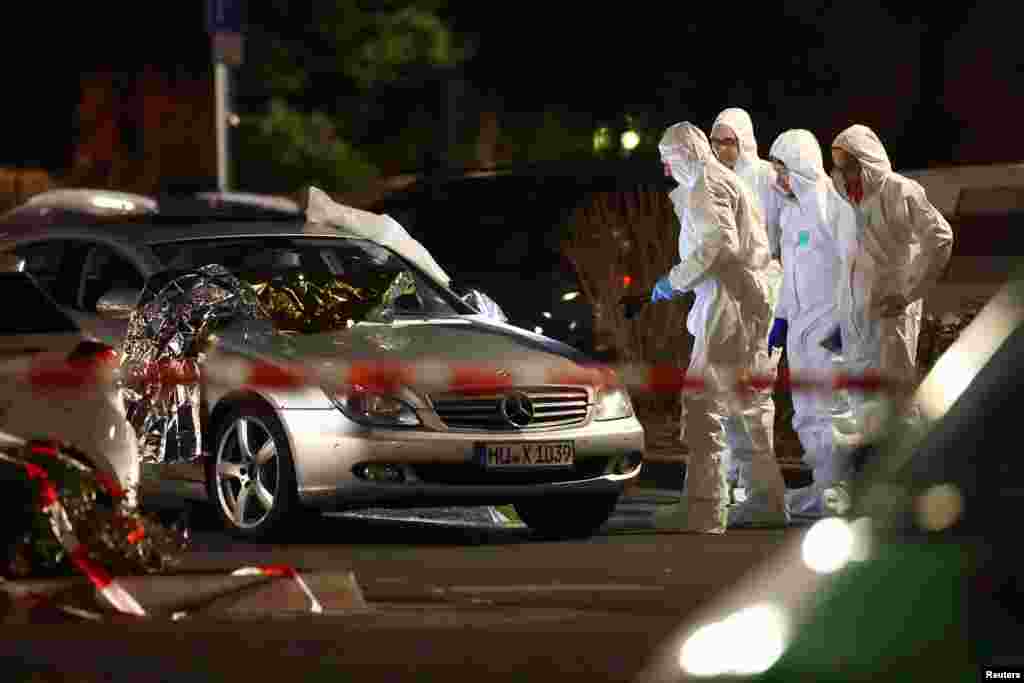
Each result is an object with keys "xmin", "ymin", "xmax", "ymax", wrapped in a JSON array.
[{"xmin": 0, "ymin": 192, "xmax": 644, "ymax": 539}]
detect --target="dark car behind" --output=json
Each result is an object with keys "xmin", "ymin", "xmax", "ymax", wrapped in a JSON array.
[{"xmin": 369, "ymin": 160, "xmax": 672, "ymax": 355}]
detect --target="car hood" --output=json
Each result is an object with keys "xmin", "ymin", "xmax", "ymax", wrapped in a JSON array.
[{"xmin": 222, "ymin": 315, "xmax": 596, "ymax": 379}]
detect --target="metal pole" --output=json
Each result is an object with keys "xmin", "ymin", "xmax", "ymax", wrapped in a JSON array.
[{"xmin": 214, "ymin": 61, "xmax": 229, "ymax": 191}]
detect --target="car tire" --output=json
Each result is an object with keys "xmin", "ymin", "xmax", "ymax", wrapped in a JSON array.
[
  {"xmin": 514, "ymin": 493, "xmax": 620, "ymax": 540},
  {"xmin": 206, "ymin": 401, "xmax": 301, "ymax": 540}
]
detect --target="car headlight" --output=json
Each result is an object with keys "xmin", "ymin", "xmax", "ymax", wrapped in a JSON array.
[
  {"xmin": 327, "ymin": 387, "xmax": 421, "ymax": 427},
  {"xmin": 593, "ymin": 386, "xmax": 634, "ymax": 421}
]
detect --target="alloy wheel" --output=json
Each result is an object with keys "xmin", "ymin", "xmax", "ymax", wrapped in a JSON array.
[{"xmin": 214, "ymin": 416, "xmax": 281, "ymax": 530}]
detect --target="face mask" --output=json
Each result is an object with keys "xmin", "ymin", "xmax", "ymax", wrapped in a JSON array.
[
  {"xmin": 665, "ymin": 156, "xmax": 702, "ymax": 189},
  {"xmin": 782, "ymin": 169, "xmax": 812, "ymax": 200}
]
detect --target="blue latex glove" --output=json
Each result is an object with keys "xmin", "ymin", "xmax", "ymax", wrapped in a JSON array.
[
  {"xmin": 650, "ymin": 275, "xmax": 677, "ymax": 303},
  {"xmin": 768, "ymin": 318, "xmax": 788, "ymax": 356}
]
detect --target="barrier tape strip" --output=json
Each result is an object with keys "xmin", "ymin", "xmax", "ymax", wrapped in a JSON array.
[
  {"xmin": 0, "ymin": 439, "xmax": 146, "ymax": 617},
  {"xmin": 231, "ymin": 565, "xmax": 324, "ymax": 614},
  {"xmin": 1, "ymin": 434, "xmax": 326, "ymax": 620},
  {"xmin": 0, "ymin": 352, "xmax": 911, "ymax": 397}
]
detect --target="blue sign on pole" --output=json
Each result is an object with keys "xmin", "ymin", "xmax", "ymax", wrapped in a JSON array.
[
  {"xmin": 208, "ymin": 0, "xmax": 244, "ymax": 65},
  {"xmin": 207, "ymin": 0, "xmax": 244, "ymax": 35}
]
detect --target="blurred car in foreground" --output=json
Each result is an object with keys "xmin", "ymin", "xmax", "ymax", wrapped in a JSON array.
[
  {"xmin": 0, "ymin": 271, "xmax": 139, "ymax": 501},
  {"xmin": 635, "ymin": 265, "xmax": 1024, "ymax": 681},
  {"xmin": 0, "ymin": 200, "xmax": 645, "ymax": 540}
]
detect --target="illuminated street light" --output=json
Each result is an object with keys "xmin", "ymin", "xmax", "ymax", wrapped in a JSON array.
[
  {"xmin": 561, "ymin": 291, "xmax": 581, "ymax": 302},
  {"xmin": 621, "ymin": 130, "xmax": 640, "ymax": 151}
]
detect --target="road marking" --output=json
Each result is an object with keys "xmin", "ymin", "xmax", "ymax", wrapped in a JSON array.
[{"xmin": 446, "ymin": 584, "xmax": 666, "ymax": 593}]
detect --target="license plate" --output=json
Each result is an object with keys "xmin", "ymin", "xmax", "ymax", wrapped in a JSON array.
[{"xmin": 478, "ymin": 441, "xmax": 575, "ymax": 469}]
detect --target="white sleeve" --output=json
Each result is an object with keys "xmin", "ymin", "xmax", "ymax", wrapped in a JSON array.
[
  {"xmin": 762, "ymin": 185, "xmax": 783, "ymax": 260},
  {"xmin": 904, "ymin": 187, "xmax": 953, "ymax": 304},
  {"xmin": 773, "ymin": 263, "xmax": 790, "ymax": 320},
  {"xmin": 830, "ymin": 192, "xmax": 858, "ymax": 310},
  {"xmin": 667, "ymin": 183, "xmax": 732, "ymax": 292},
  {"xmin": 754, "ymin": 164, "xmax": 782, "ymax": 259}
]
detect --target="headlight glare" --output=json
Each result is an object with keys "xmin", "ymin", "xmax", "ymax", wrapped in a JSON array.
[{"xmin": 593, "ymin": 386, "xmax": 634, "ymax": 421}]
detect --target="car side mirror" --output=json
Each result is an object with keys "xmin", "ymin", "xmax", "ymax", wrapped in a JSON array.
[
  {"xmin": 460, "ymin": 289, "xmax": 508, "ymax": 323},
  {"xmin": 96, "ymin": 287, "xmax": 141, "ymax": 320}
]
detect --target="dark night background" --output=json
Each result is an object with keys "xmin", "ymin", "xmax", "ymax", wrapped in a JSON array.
[{"xmin": 2, "ymin": 1, "xmax": 1021, "ymax": 176}]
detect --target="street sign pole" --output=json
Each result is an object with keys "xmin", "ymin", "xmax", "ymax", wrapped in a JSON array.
[
  {"xmin": 214, "ymin": 62, "xmax": 229, "ymax": 192},
  {"xmin": 208, "ymin": 0, "xmax": 244, "ymax": 192}
]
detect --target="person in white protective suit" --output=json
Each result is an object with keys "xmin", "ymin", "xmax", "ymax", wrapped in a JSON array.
[
  {"xmin": 764, "ymin": 129, "xmax": 851, "ymax": 518},
  {"xmin": 710, "ymin": 108, "xmax": 783, "ymax": 258},
  {"xmin": 651, "ymin": 122, "xmax": 789, "ymax": 532},
  {"xmin": 709, "ymin": 107, "xmax": 786, "ymax": 517},
  {"xmin": 824, "ymin": 124, "xmax": 953, "ymax": 508}
]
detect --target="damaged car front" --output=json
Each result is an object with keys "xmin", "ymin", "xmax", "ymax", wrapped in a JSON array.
[{"xmin": 111, "ymin": 196, "xmax": 644, "ymax": 540}]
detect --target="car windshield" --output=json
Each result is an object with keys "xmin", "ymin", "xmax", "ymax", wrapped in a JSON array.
[{"xmin": 148, "ymin": 236, "xmax": 469, "ymax": 334}]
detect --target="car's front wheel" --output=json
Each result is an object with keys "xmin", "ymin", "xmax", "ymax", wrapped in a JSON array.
[
  {"xmin": 514, "ymin": 493, "xmax": 620, "ymax": 540},
  {"xmin": 206, "ymin": 402, "xmax": 300, "ymax": 540}
]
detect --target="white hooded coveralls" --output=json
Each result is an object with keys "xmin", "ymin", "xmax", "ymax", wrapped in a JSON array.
[
  {"xmin": 658, "ymin": 122, "xmax": 788, "ymax": 533},
  {"xmin": 712, "ymin": 108, "xmax": 784, "ymax": 258},
  {"xmin": 710, "ymin": 108, "xmax": 785, "ymax": 502},
  {"xmin": 768, "ymin": 129, "xmax": 851, "ymax": 514},
  {"xmin": 830, "ymin": 125, "xmax": 953, "ymax": 448}
]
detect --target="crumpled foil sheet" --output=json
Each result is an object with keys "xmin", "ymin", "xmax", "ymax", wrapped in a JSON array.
[
  {"xmin": 252, "ymin": 272, "xmax": 376, "ymax": 335},
  {"xmin": 120, "ymin": 264, "xmax": 265, "ymax": 464},
  {"xmin": 121, "ymin": 261, "xmax": 409, "ymax": 464}
]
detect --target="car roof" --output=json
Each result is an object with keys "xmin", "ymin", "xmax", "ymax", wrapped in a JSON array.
[
  {"xmin": 0, "ymin": 188, "xmax": 304, "ymax": 236},
  {"xmin": 22, "ymin": 188, "xmax": 160, "ymax": 215},
  {"xmin": 0, "ymin": 218, "xmax": 380, "ymax": 255},
  {"xmin": 193, "ymin": 191, "xmax": 302, "ymax": 215}
]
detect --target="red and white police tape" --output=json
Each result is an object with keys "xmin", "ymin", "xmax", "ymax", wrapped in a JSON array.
[
  {"xmin": 0, "ymin": 350, "xmax": 910, "ymax": 397},
  {"xmin": 0, "ymin": 431, "xmax": 324, "ymax": 619},
  {"xmin": 0, "ymin": 435, "xmax": 147, "ymax": 617},
  {"xmin": 231, "ymin": 565, "xmax": 324, "ymax": 614}
]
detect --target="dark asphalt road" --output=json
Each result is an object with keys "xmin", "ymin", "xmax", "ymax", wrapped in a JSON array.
[
  {"xmin": 2, "ymin": 511, "xmax": 805, "ymax": 682},
  {"xmin": 178, "ymin": 512, "xmax": 799, "ymax": 616}
]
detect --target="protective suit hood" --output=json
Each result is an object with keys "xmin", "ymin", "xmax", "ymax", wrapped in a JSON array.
[
  {"xmin": 831, "ymin": 124, "xmax": 893, "ymax": 201},
  {"xmin": 659, "ymin": 122, "xmax": 715, "ymax": 188},
  {"xmin": 769, "ymin": 129, "xmax": 827, "ymax": 202},
  {"xmin": 712, "ymin": 107, "xmax": 760, "ymax": 168}
]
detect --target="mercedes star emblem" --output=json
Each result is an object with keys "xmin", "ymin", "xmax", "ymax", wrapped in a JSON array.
[{"xmin": 501, "ymin": 392, "xmax": 534, "ymax": 427}]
